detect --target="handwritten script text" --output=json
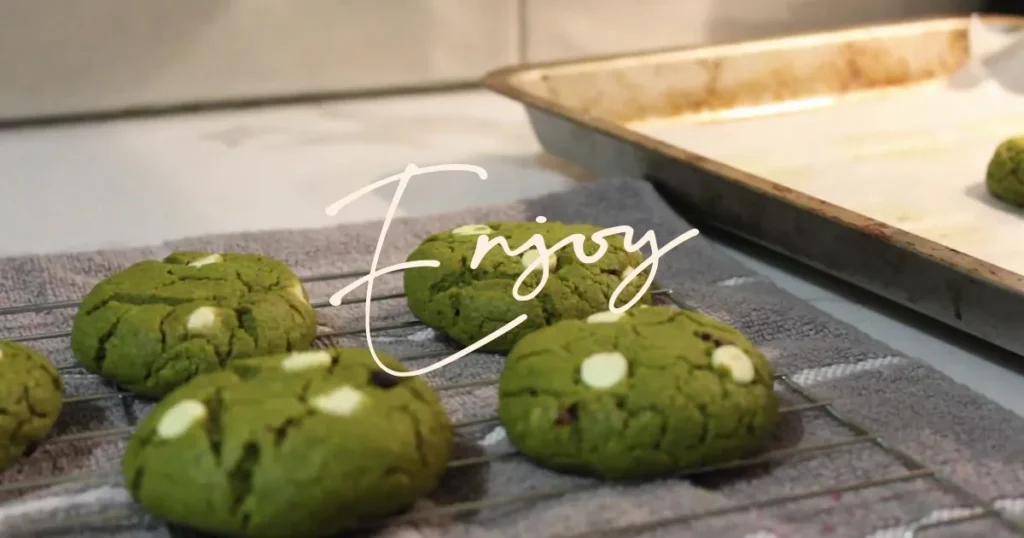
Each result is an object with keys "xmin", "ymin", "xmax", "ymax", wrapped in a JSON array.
[{"xmin": 325, "ymin": 164, "xmax": 699, "ymax": 377}]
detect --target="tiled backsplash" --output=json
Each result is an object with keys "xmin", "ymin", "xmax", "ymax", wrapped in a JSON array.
[
  {"xmin": 0, "ymin": 0, "xmax": 982, "ymax": 122},
  {"xmin": 522, "ymin": 0, "xmax": 981, "ymax": 62}
]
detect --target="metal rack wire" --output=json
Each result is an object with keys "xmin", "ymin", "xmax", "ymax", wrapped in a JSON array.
[{"xmin": 0, "ymin": 268, "xmax": 1021, "ymax": 537}]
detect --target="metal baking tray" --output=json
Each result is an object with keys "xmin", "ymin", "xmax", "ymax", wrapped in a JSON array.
[{"xmin": 483, "ymin": 14, "xmax": 1024, "ymax": 359}]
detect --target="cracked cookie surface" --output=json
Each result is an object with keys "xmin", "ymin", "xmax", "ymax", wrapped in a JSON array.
[
  {"xmin": 987, "ymin": 136, "xmax": 1024, "ymax": 207},
  {"xmin": 498, "ymin": 306, "xmax": 778, "ymax": 480},
  {"xmin": 0, "ymin": 341, "xmax": 63, "ymax": 472},
  {"xmin": 122, "ymin": 348, "xmax": 453, "ymax": 538},
  {"xmin": 404, "ymin": 221, "xmax": 651, "ymax": 353},
  {"xmin": 70, "ymin": 251, "xmax": 318, "ymax": 398}
]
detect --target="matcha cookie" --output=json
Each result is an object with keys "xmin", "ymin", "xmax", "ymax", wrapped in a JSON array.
[
  {"xmin": 404, "ymin": 221, "xmax": 652, "ymax": 353},
  {"xmin": 123, "ymin": 348, "xmax": 453, "ymax": 537},
  {"xmin": 987, "ymin": 136, "xmax": 1024, "ymax": 207},
  {"xmin": 71, "ymin": 251, "xmax": 317, "ymax": 398},
  {"xmin": 498, "ymin": 306, "xmax": 778, "ymax": 480},
  {"xmin": 0, "ymin": 341, "xmax": 63, "ymax": 472}
]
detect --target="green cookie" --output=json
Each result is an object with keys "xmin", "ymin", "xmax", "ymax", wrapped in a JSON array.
[
  {"xmin": 0, "ymin": 341, "xmax": 63, "ymax": 472},
  {"xmin": 71, "ymin": 251, "xmax": 318, "ymax": 398},
  {"xmin": 986, "ymin": 136, "xmax": 1024, "ymax": 207},
  {"xmin": 123, "ymin": 348, "xmax": 453, "ymax": 538},
  {"xmin": 404, "ymin": 221, "xmax": 651, "ymax": 353},
  {"xmin": 498, "ymin": 306, "xmax": 778, "ymax": 480}
]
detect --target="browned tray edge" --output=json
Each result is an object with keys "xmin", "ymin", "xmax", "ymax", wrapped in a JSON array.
[{"xmin": 482, "ymin": 14, "xmax": 1024, "ymax": 299}]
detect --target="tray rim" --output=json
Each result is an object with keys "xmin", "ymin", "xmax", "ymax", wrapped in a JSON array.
[{"xmin": 481, "ymin": 14, "xmax": 1024, "ymax": 297}]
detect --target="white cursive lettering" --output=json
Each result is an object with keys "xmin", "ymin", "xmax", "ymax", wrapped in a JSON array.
[
  {"xmin": 325, "ymin": 163, "xmax": 700, "ymax": 378},
  {"xmin": 326, "ymin": 163, "xmax": 528, "ymax": 378},
  {"xmin": 468, "ymin": 220, "xmax": 700, "ymax": 311}
]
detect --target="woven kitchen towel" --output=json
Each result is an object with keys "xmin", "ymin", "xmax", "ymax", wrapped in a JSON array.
[{"xmin": 0, "ymin": 177, "xmax": 1022, "ymax": 538}]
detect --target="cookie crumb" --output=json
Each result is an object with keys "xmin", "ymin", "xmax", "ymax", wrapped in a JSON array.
[
  {"xmin": 711, "ymin": 345, "xmax": 755, "ymax": 384},
  {"xmin": 186, "ymin": 306, "xmax": 219, "ymax": 334},
  {"xmin": 579, "ymin": 352, "xmax": 629, "ymax": 389},
  {"xmin": 280, "ymin": 351, "xmax": 333, "ymax": 372},
  {"xmin": 370, "ymin": 370, "xmax": 401, "ymax": 389},
  {"xmin": 156, "ymin": 400, "xmax": 208, "ymax": 439},
  {"xmin": 452, "ymin": 224, "xmax": 494, "ymax": 236},
  {"xmin": 586, "ymin": 310, "xmax": 624, "ymax": 324},
  {"xmin": 481, "ymin": 426, "xmax": 507, "ymax": 446},
  {"xmin": 188, "ymin": 254, "xmax": 223, "ymax": 268},
  {"xmin": 312, "ymin": 385, "xmax": 365, "ymax": 416}
]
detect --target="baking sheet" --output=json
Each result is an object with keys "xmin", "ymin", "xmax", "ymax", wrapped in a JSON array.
[
  {"xmin": 633, "ymin": 16, "xmax": 1024, "ymax": 278},
  {"xmin": 483, "ymin": 14, "xmax": 1024, "ymax": 358}
]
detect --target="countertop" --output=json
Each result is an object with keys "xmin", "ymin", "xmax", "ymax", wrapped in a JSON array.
[{"xmin": 1, "ymin": 88, "xmax": 1022, "ymax": 418}]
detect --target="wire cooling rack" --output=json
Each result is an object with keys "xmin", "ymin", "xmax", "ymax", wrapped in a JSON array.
[{"xmin": 0, "ymin": 268, "xmax": 1022, "ymax": 538}]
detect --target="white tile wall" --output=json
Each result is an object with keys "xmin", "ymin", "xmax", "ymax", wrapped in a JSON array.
[
  {"xmin": 0, "ymin": 0, "xmax": 519, "ymax": 121},
  {"xmin": 522, "ymin": 0, "xmax": 983, "ymax": 62},
  {"xmin": 0, "ymin": 0, "xmax": 983, "ymax": 121},
  {"xmin": 522, "ymin": 0, "xmax": 718, "ymax": 62}
]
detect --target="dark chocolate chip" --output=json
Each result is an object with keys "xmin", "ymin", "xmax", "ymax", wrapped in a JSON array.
[
  {"xmin": 369, "ymin": 370, "xmax": 401, "ymax": 388},
  {"xmin": 554, "ymin": 404, "xmax": 578, "ymax": 426},
  {"xmin": 22, "ymin": 442, "xmax": 39, "ymax": 458},
  {"xmin": 697, "ymin": 332, "xmax": 712, "ymax": 341}
]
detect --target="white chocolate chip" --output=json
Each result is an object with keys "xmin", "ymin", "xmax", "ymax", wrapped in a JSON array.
[
  {"xmin": 156, "ymin": 400, "xmax": 207, "ymax": 439},
  {"xmin": 452, "ymin": 224, "xmax": 494, "ymax": 236},
  {"xmin": 280, "ymin": 350, "xmax": 333, "ymax": 372},
  {"xmin": 186, "ymin": 306, "xmax": 219, "ymax": 333},
  {"xmin": 520, "ymin": 249, "xmax": 557, "ymax": 271},
  {"xmin": 188, "ymin": 254, "xmax": 223, "ymax": 267},
  {"xmin": 311, "ymin": 385, "xmax": 365, "ymax": 416},
  {"xmin": 290, "ymin": 282, "xmax": 308, "ymax": 303},
  {"xmin": 711, "ymin": 345, "xmax": 755, "ymax": 384},
  {"xmin": 579, "ymin": 352, "xmax": 629, "ymax": 389},
  {"xmin": 0, "ymin": 348, "xmax": 4, "ymax": 361},
  {"xmin": 587, "ymin": 310, "xmax": 624, "ymax": 324}
]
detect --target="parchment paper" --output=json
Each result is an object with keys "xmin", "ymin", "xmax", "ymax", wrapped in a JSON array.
[{"xmin": 633, "ymin": 14, "xmax": 1024, "ymax": 278}]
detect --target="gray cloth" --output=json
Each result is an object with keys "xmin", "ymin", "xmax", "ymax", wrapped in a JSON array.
[{"xmin": 0, "ymin": 177, "xmax": 1022, "ymax": 538}]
